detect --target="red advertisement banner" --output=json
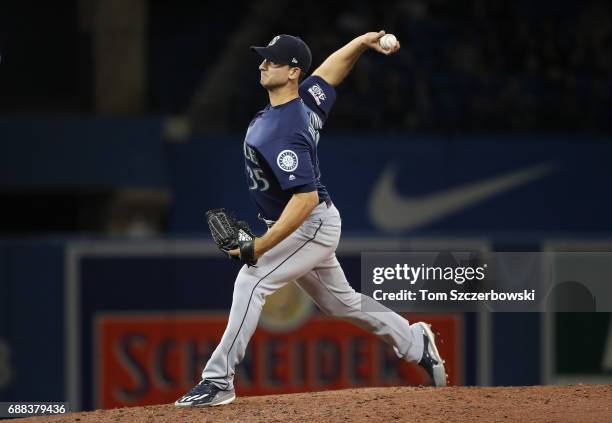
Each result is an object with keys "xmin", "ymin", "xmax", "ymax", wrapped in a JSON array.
[{"xmin": 95, "ymin": 313, "xmax": 462, "ymax": 408}]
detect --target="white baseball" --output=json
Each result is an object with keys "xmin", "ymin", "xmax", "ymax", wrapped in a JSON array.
[{"xmin": 379, "ymin": 33, "xmax": 397, "ymax": 50}]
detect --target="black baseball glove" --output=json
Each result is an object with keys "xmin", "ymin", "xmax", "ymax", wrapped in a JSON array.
[{"xmin": 205, "ymin": 208, "xmax": 258, "ymax": 266}]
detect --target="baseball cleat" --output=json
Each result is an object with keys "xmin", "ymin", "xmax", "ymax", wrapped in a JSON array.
[
  {"xmin": 416, "ymin": 322, "xmax": 447, "ymax": 387},
  {"xmin": 175, "ymin": 380, "xmax": 236, "ymax": 407}
]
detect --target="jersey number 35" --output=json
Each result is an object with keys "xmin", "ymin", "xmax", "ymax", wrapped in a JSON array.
[{"xmin": 247, "ymin": 165, "xmax": 269, "ymax": 191}]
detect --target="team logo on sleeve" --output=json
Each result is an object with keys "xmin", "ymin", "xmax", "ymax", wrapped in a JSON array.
[
  {"xmin": 277, "ymin": 150, "xmax": 299, "ymax": 172},
  {"xmin": 307, "ymin": 84, "xmax": 326, "ymax": 106}
]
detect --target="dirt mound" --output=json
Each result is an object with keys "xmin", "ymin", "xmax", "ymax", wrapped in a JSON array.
[{"xmin": 10, "ymin": 385, "xmax": 612, "ymax": 423}]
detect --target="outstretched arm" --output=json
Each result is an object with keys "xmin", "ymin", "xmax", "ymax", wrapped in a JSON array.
[{"xmin": 311, "ymin": 30, "xmax": 401, "ymax": 87}]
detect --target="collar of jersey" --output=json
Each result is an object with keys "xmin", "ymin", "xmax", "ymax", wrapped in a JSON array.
[{"xmin": 269, "ymin": 97, "xmax": 301, "ymax": 109}]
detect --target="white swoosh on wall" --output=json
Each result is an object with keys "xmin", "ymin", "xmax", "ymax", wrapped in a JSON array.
[{"xmin": 369, "ymin": 161, "xmax": 559, "ymax": 232}]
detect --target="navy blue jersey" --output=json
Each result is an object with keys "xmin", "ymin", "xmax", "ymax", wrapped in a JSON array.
[{"xmin": 243, "ymin": 75, "xmax": 336, "ymax": 220}]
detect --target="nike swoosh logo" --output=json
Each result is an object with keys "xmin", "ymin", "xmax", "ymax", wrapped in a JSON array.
[{"xmin": 369, "ymin": 161, "xmax": 559, "ymax": 232}]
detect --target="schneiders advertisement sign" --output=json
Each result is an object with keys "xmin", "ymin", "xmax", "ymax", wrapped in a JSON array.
[{"xmin": 94, "ymin": 313, "xmax": 461, "ymax": 409}]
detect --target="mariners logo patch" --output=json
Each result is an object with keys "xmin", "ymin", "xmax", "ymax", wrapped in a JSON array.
[
  {"xmin": 307, "ymin": 84, "xmax": 326, "ymax": 105},
  {"xmin": 277, "ymin": 150, "xmax": 298, "ymax": 172}
]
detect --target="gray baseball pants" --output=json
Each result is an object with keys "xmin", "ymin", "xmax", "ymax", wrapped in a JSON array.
[{"xmin": 202, "ymin": 202, "xmax": 424, "ymax": 390}]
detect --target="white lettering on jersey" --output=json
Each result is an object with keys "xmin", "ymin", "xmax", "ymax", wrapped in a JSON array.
[
  {"xmin": 308, "ymin": 111, "xmax": 322, "ymax": 145},
  {"xmin": 277, "ymin": 150, "xmax": 299, "ymax": 172},
  {"xmin": 307, "ymin": 84, "xmax": 326, "ymax": 105},
  {"xmin": 243, "ymin": 142, "xmax": 259, "ymax": 165},
  {"xmin": 246, "ymin": 165, "xmax": 269, "ymax": 191}
]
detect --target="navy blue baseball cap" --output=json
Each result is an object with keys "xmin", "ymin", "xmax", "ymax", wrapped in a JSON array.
[{"xmin": 250, "ymin": 35, "xmax": 312, "ymax": 74}]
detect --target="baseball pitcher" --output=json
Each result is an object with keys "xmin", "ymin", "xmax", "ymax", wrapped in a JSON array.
[{"xmin": 175, "ymin": 31, "xmax": 446, "ymax": 408}]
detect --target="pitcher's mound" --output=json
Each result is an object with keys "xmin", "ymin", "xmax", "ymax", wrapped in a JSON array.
[{"xmin": 11, "ymin": 384, "xmax": 612, "ymax": 423}]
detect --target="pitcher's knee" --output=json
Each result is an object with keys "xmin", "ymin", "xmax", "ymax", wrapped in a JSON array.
[
  {"xmin": 316, "ymin": 292, "xmax": 362, "ymax": 318},
  {"xmin": 319, "ymin": 299, "xmax": 383, "ymax": 332},
  {"xmin": 319, "ymin": 302, "xmax": 356, "ymax": 319}
]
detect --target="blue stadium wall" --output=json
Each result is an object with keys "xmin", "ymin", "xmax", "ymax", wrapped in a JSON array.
[{"xmin": 1, "ymin": 119, "xmax": 611, "ymax": 409}]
